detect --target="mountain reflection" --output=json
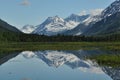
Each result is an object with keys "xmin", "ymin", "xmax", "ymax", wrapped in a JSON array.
[
  {"xmin": 21, "ymin": 50, "xmax": 104, "ymax": 74},
  {"xmin": 21, "ymin": 50, "xmax": 120, "ymax": 80},
  {"xmin": 1, "ymin": 50, "xmax": 120, "ymax": 80},
  {"xmin": 102, "ymin": 67, "xmax": 120, "ymax": 80}
]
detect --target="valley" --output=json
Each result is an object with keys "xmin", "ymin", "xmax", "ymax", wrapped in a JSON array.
[{"xmin": 0, "ymin": 0, "xmax": 120, "ymax": 80}]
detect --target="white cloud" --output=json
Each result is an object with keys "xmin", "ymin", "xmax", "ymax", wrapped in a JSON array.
[
  {"xmin": 89, "ymin": 9, "xmax": 103, "ymax": 16},
  {"xmin": 20, "ymin": 0, "xmax": 30, "ymax": 6},
  {"xmin": 79, "ymin": 10, "xmax": 87, "ymax": 16},
  {"xmin": 79, "ymin": 9, "xmax": 103, "ymax": 16}
]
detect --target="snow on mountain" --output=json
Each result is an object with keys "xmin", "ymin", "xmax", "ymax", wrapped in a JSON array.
[
  {"xmin": 21, "ymin": 24, "xmax": 36, "ymax": 33},
  {"xmin": 32, "ymin": 16, "xmax": 68, "ymax": 35},
  {"xmin": 82, "ymin": 0, "xmax": 120, "ymax": 35},
  {"xmin": 83, "ymin": 9, "xmax": 103, "ymax": 26},
  {"xmin": 82, "ymin": 0, "xmax": 120, "ymax": 36},
  {"xmin": 85, "ymin": 0, "xmax": 120, "ymax": 24},
  {"xmin": 102, "ymin": 67, "xmax": 120, "ymax": 80},
  {"xmin": 83, "ymin": 0, "xmax": 120, "ymax": 27},
  {"xmin": 63, "ymin": 9, "xmax": 103, "ymax": 35},
  {"xmin": 35, "ymin": 50, "xmax": 80, "ymax": 67},
  {"xmin": 21, "ymin": 51, "xmax": 37, "ymax": 59},
  {"xmin": 65, "ymin": 14, "xmax": 90, "ymax": 29},
  {"xmin": 101, "ymin": 0, "xmax": 120, "ymax": 18},
  {"xmin": 21, "ymin": 50, "xmax": 104, "ymax": 74},
  {"xmin": 65, "ymin": 14, "xmax": 89, "ymax": 24},
  {"xmin": 31, "ymin": 9, "xmax": 103, "ymax": 36},
  {"xmin": 32, "ymin": 14, "xmax": 89, "ymax": 36},
  {"xmin": 83, "ymin": 15, "xmax": 101, "ymax": 26},
  {"xmin": 23, "ymin": 0, "xmax": 120, "ymax": 35}
]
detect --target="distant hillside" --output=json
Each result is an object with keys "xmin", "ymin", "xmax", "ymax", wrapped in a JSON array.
[
  {"xmin": 83, "ymin": 12, "xmax": 120, "ymax": 36},
  {"xmin": 82, "ymin": 0, "xmax": 120, "ymax": 36},
  {"xmin": 0, "ymin": 19, "xmax": 21, "ymax": 42},
  {"xmin": 0, "ymin": 19, "xmax": 21, "ymax": 33}
]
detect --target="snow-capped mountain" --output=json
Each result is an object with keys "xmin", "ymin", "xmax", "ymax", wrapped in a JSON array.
[
  {"xmin": 101, "ymin": 0, "xmax": 120, "ymax": 18},
  {"xmin": 63, "ymin": 10, "xmax": 102, "ymax": 35},
  {"xmin": 65, "ymin": 0, "xmax": 120, "ymax": 36},
  {"xmin": 83, "ymin": 0, "xmax": 120, "ymax": 26},
  {"xmin": 21, "ymin": 24, "xmax": 36, "ymax": 33},
  {"xmin": 35, "ymin": 50, "xmax": 80, "ymax": 68},
  {"xmin": 32, "ymin": 14, "xmax": 89, "ymax": 36},
  {"xmin": 33, "ymin": 16, "xmax": 68, "ymax": 35},
  {"xmin": 102, "ymin": 67, "xmax": 120, "ymax": 80},
  {"xmin": 65, "ymin": 14, "xmax": 89, "ymax": 24},
  {"xmin": 22, "ymin": 51, "xmax": 37, "ymax": 59},
  {"xmin": 71, "ymin": 0, "xmax": 120, "ymax": 36},
  {"xmin": 82, "ymin": 0, "xmax": 120, "ymax": 36},
  {"xmin": 21, "ymin": 50, "xmax": 104, "ymax": 74},
  {"xmin": 29, "ymin": 0, "xmax": 120, "ymax": 36}
]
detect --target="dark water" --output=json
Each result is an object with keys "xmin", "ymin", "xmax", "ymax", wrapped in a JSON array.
[{"xmin": 0, "ymin": 50, "xmax": 119, "ymax": 80}]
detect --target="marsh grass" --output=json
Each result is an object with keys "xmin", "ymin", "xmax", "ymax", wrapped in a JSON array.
[
  {"xmin": 0, "ymin": 42, "xmax": 120, "ymax": 52},
  {"xmin": 0, "ymin": 42, "xmax": 120, "ymax": 67},
  {"xmin": 90, "ymin": 54, "xmax": 120, "ymax": 67}
]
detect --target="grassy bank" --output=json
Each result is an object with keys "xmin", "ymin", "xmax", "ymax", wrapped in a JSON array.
[
  {"xmin": 90, "ymin": 54, "xmax": 120, "ymax": 67},
  {"xmin": 0, "ymin": 42, "xmax": 120, "ymax": 67},
  {"xmin": 0, "ymin": 42, "xmax": 120, "ymax": 52}
]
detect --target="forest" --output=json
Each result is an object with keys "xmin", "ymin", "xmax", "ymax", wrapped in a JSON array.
[{"xmin": 0, "ymin": 31, "xmax": 120, "ymax": 42}]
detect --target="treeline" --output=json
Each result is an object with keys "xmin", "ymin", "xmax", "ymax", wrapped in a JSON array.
[
  {"xmin": 19, "ymin": 34, "xmax": 120, "ymax": 42},
  {"xmin": 0, "ymin": 32, "xmax": 120, "ymax": 42},
  {"xmin": 0, "ymin": 32, "xmax": 20, "ymax": 42}
]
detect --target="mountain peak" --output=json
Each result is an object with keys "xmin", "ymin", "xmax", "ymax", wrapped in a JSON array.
[
  {"xmin": 21, "ymin": 24, "xmax": 36, "ymax": 33},
  {"xmin": 70, "ymin": 14, "xmax": 80, "ymax": 17},
  {"xmin": 101, "ymin": 0, "xmax": 120, "ymax": 18},
  {"xmin": 32, "ymin": 13, "xmax": 90, "ymax": 35},
  {"xmin": 65, "ymin": 13, "xmax": 89, "ymax": 23},
  {"xmin": 46, "ymin": 15, "xmax": 64, "ymax": 23},
  {"xmin": 47, "ymin": 15, "xmax": 59, "ymax": 19}
]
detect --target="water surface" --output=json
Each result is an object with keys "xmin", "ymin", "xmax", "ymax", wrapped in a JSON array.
[{"xmin": 0, "ymin": 50, "xmax": 119, "ymax": 80}]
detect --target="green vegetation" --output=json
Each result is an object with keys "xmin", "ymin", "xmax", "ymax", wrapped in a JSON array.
[
  {"xmin": 90, "ymin": 54, "xmax": 120, "ymax": 67},
  {"xmin": 0, "ymin": 27, "xmax": 120, "ymax": 42},
  {"xmin": 0, "ymin": 14, "xmax": 120, "ymax": 68},
  {"xmin": 0, "ymin": 42, "xmax": 120, "ymax": 52},
  {"xmin": 0, "ymin": 41, "xmax": 120, "ymax": 67},
  {"xmin": 0, "ymin": 20, "xmax": 120, "ymax": 67}
]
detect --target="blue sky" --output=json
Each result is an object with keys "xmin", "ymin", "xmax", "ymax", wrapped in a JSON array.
[{"xmin": 0, "ymin": 0, "xmax": 115, "ymax": 29}]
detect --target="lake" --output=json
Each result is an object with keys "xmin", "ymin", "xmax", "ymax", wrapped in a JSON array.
[{"xmin": 0, "ymin": 50, "xmax": 119, "ymax": 80}]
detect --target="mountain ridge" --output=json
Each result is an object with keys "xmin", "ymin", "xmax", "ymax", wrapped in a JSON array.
[
  {"xmin": 17, "ymin": 0, "xmax": 120, "ymax": 36},
  {"xmin": 32, "ymin": 14, "xmax": 90, "ymax": 36},
  {"xmin": 0, "ymin": 19, "xmax": 21, "ymax": 33},
  {"xmin": 82, "ymin": 0, "xmax": 120, "ymax": 36}
]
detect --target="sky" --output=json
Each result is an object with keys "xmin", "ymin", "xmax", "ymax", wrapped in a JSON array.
[{"xmin": 0, "ymin": 0, "xmax": 115, "ymax": 29}]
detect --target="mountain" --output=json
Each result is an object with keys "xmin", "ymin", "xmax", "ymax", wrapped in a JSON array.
[
  {"xmin": 83, "ymin": 12, "xmax": 120, "ymax": 36},
  {"xmin": 32, "ymin": 16, "xmax": 68, "ymax": 36},
  {"xmin": 24, "ymin": 0, "xmax": 120, "ymax": 36},
  {"xmin": 22, "ymin": 50, "xmax": 103, "ymax": 74},
  {"xmin": 0, "ymin": 19, "xmax": 21, "ymax": 33},
  {"xmin": 21, "ymin": 25, "xmax": 36, "ymax": 33},
  {"xmin": 0, "ymin": 19, "xmax": 21, "ymax": 41},
  {"xmin": 65, "ymin": 0, "xmax": 120, "ymax": 36},
  {"xmin": 32, "ymin": 14, "xmax": 89, "ymax": 36},
  {"xmin": 65, "ymin": 14, "xmax": 89, "ymax": 24},
  {"xmin": 63, "ymin": 13, "xmax": 102, "ymax": 35},
  {"xmin": 102, "ymin": 67, "xmax": 120, "ymax": 80},
  {"xmin": 101, "ymin": 0, "xmax": 120, "ymax": 18},
  {"xmin": 83, "ymin": 0, "xmax": 120, "ymax": 36}
]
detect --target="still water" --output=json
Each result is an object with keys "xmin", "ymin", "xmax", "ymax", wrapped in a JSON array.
[{"xmin": 0, "ymin": 50, "xmax": 119, "ymax": 80}]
